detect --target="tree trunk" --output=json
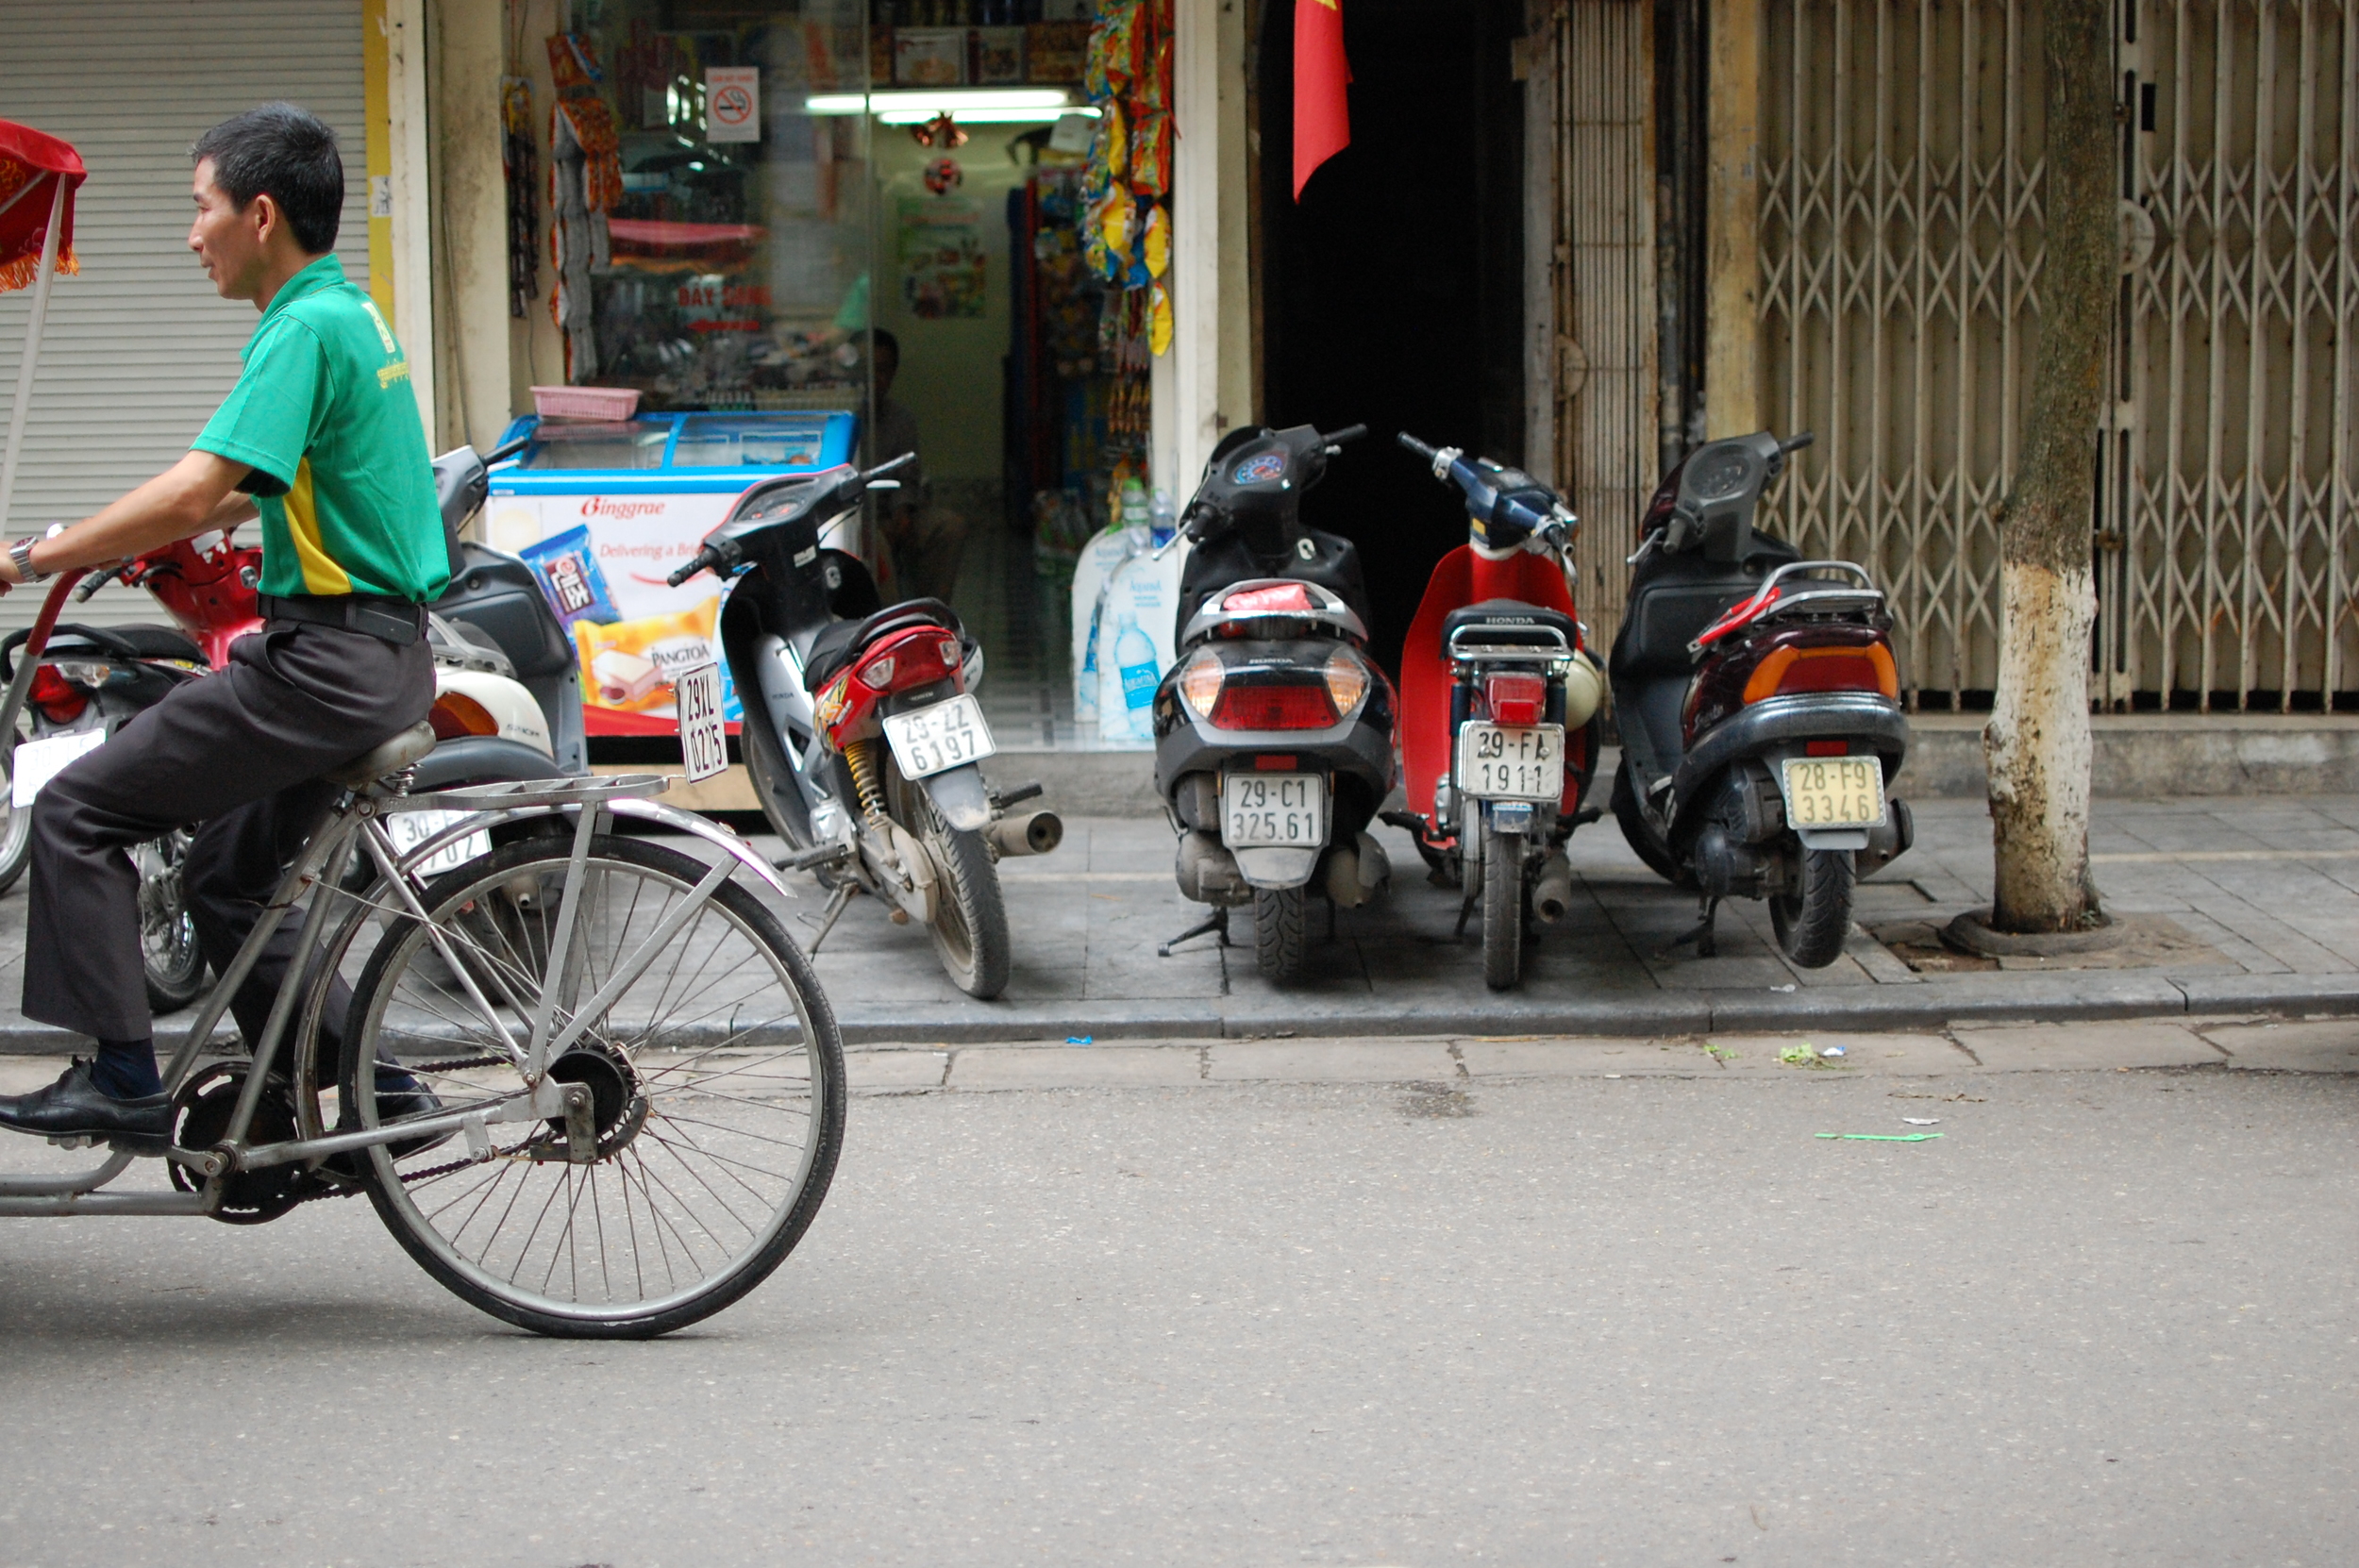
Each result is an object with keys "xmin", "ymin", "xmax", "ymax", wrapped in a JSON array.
[{"xmin": 1984, "ymin": 0, "xmax": 2115, "ymax": 934}]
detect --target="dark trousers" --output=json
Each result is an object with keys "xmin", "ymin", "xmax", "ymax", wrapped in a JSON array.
[{"xmin": 24, "ymin": 621, "xmax": 433, "ymax": 1046}]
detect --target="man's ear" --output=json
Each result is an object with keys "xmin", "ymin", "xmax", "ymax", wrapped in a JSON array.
[{"xmin": 247, "ymin": 191, "xmax": 282, "ymax": 247}]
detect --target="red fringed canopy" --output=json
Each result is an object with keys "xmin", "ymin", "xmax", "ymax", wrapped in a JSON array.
[{"xmin": 0, "ymin": 119, "xmax": 84, "ymax": 294}]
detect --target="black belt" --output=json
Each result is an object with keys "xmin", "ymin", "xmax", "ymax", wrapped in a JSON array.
[{"xmin": 256, "ymin": 592, "xmax": 425, "ymax": 647}]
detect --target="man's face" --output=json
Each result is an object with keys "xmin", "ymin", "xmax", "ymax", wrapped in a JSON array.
[
  {"xmin": 874, "ymin": 344, "xmax": 898, "ymax": 401},
  {"xmin": 188, "ymin": 159, "xmax": 273, "ymax": 303}
]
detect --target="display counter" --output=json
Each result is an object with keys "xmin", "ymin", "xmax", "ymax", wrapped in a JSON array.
[{"xmin": 483, "ymin": 409, "xmax": 857, "ymax": 735}]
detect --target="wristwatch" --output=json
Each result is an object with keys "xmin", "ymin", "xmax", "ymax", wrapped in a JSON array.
[{"xmin": 8, "ymin": 535, "xmax": 48, "ymax": 585}]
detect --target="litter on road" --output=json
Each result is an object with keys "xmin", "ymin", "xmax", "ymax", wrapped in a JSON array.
[{"xmin": 1816, "ymin": 1131, "xmax": 1945, "ymax": 1143}]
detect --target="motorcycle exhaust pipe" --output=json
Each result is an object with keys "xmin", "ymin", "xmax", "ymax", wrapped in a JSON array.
[
  {"xmin": 1532, "ymin": 850, "xmax": 1575, "ymax": 924},
  {"xmin": 988, "ymin": 808, "xmax": 1063, "ymax": 858}
]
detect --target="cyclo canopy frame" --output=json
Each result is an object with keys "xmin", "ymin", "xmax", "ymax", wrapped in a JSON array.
[{"xmin": 0, "ymin": 770, "xmax": 798, "ymax": 1217}]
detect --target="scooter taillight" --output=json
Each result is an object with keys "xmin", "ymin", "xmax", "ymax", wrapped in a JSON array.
[
  {"xmin": 1209, "ymin": 681, "xmax": 1337, "ymax": 730},
  {"xmin": 29, "ymin": 665, "xmax": 87, "ymax": 724},
  {"xmin": 1743, "ymin": 642, "xmax": 1899, "ymax": 703},
  {"xmin": 1482, "ymin": 671, "xmax": 1547, "ymax": 726},
  {"xmin": 854, "ymin": 629, "xmax": 962, "ymax": 693},
  {"xmin": 429, "ymin": 691, "xmax": 501, "ymax": 740}
]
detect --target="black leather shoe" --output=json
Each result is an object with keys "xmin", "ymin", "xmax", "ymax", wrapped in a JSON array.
[{"xmin": 0, "ymin": 1059, "xmax": 172, "ymax": 1153}]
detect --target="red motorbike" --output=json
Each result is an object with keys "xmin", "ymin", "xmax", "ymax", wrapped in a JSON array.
[{"xmin": 1388, "ymin": 435, "xmax": 1608, "ymax": 990}]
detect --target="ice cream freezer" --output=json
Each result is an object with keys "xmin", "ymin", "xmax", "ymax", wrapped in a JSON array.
[{"xmin": 483, "ymin": 409, "xmax": 858, "ymax": 735}]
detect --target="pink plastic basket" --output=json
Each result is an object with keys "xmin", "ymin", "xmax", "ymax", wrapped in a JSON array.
[{"xmin": 531, "ymin": 385, "xmax": 642, "ymax": 422}]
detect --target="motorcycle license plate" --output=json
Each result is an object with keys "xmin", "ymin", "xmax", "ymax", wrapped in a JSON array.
[
  {"xmin": 1221, "ymin": 772, "xmax": 1325, "ymax": 847},
  {"xmin": 1455, "ymin": 723, "xmax": 1564, "ymax": 802},
  {"xmin": 1780, "ymin": 756, "xmax": 1885, "ymax": 828},
  {"xmin": 882, "ymin": 692, "xmax": 997, "ymax": 779},
  {"xmin": 674, "ymin": 661, "xmax": 730, "ymax": 784},
  {"xmin": 9, "ymin": 728, "xmax": 107, "ymax": 809},
  {"xmin": 385, "ymin": 809, "xmax": 491, "ymax": 877}
]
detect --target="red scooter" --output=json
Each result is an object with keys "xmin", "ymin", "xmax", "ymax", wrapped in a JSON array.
[{"xmin": 1389, "ymin": 435, "xmax": 1607, "ymax": 989}]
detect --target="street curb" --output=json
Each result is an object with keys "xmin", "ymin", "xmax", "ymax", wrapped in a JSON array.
[{"xmin": 11, "ymin": 973, "xmax": 2353, "ymax": 1055}]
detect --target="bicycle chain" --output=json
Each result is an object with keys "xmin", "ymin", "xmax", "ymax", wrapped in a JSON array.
[{"xmin": 285, "ymin": 1059, "xmax": 544, "ymax": 1206}]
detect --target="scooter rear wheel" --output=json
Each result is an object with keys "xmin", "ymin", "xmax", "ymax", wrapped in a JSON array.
[
  {"xmin": 1481, "ymin": 828, "xmax": 1527, "ymax": 991},
  {"xmin": 1251, "ymin": 885, "xmax": 1310, "ymax": 981},
  {"xmin": 1770, "ymin": 846, "xmax": 1856, "ymax": 968},
  {"xmin": 1610, "ymin": 761, "xmax": 1688, "ymax": 889},
  {"xmin": 918, "ymin": 801, "xmax": 1012, "ymax": 1000}
]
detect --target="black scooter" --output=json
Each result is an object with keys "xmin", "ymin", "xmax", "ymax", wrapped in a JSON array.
[
  {"xmin": 1608, "ymin": 430, "xmax": 1914, "ymax": 965},
  {"xmin": 1152, "ymin": 423, "xmax": 1396, "ymax": 980}
]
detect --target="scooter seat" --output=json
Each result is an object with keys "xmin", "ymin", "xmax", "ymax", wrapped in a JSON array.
[
  {"xmin": 802, "ymin": 597, "xmax": 964, "ymax": 692},
  {"xmin": 1441, "ymin": 599, "xmax": 1578, "ymax": 651},
  {"xmin": 42, "ymin": 622, "xmax": 207, "ymax": 665}
]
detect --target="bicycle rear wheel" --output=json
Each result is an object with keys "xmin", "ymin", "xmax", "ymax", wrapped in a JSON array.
[{"xmin": 343, "ymin": 833, "xmax": 845, "ymax": 1338}]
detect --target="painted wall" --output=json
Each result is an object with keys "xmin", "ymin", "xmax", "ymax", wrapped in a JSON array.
[{"xmin": 871, "ymin": 123, "xmax": 1051, "ymax": 485}]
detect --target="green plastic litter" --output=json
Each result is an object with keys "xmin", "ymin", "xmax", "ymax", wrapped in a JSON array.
[{"xmin": 1815, "ymin": 1131, "xmax": 1944, "ymax": 1143}]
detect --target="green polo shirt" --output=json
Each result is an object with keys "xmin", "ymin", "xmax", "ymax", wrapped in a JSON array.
[{"xmin": 192, "ymin": 254, "xmax": 448, "ymax": 602}]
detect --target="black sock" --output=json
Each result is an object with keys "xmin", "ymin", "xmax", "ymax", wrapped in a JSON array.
[{"xmin": 91, "ymin": 1038, "xmax": 163, "ymax": 1100}]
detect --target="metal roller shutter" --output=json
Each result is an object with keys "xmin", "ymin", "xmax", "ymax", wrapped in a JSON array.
[{"xmin": 0, "ymin": 0, "xmax": 369, "ymax": 634}]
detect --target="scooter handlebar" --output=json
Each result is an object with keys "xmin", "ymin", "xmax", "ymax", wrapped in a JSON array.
[
  {"xmin": 665, "ymin": 549, "xmax": 719, "ymax": 589},
  {"xmin": 1318, "ymin": 424, "xmax": 1368, "ymax": 450},
  {"xmin": 1396, "ymin": 431, "xmax": 1438, "ymax": 461},
  {"xmin": 1780, "ymin": 429, "xmax": 1817, "ymax": 455}
]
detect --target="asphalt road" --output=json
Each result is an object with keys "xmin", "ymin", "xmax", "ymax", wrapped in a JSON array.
[{"xmin": 1, "ymin": 1062, "xmax": 2353, "ymax": 1566}]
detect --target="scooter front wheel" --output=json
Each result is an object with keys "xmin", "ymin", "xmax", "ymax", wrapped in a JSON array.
[
  {"xmin": 1770, "ymin": 846, "xmax": 1856, "ymax": 968},
  {"xmin": 1481, "ymin": 828, "xmax": 1527, "ymax": 991},
  {"xmin": 1251, "ymin": 885, "xmax": 1310, "ymax": 981}
]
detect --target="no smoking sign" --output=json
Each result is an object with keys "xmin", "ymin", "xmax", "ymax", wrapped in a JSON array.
[{"xmin": 706, "ymin": 66, "xmax": 761, "ymax": 143}]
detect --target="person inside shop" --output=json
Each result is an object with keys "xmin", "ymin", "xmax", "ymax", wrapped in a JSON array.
[
  {"xmin": 0, "ymin": 103, "xmax": 445, "ymax": 1148},
  {"xmin": 868, "ymin": 328, "xmax": 967, "ymax": 607}
]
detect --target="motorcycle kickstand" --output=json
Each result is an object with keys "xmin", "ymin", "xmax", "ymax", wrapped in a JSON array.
[
  {"xmin": 1454, "ymin": 889, "xmax": 1478, "ymax": 941},
  {"xmin": 1662, "ymin": 893, "xmax": 1722, "ymax": 959},
  {"xmin": 1159, "ymin": 906, "xmax": 1230, "ymax": 958},
  {"xmin": 798, "ymin": 881, "xmax": 859, "ymax": 954}
]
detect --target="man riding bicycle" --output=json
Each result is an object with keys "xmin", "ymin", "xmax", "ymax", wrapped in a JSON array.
[{"xmin": 0, "ymin": 104, "xmax": 447, "ymax": 1150}]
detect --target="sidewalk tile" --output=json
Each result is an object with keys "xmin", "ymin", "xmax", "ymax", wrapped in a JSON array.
[
  {"xmin": 846, "ymin": 1049, "xmax": 948, "ymax": 1091},
  {"xmin": 1456, "ymin": 1036, "xmax": 1695, "ymax": 1076},
  {"xmin": 1207, "ymin": 1040, "xmax": 1457, "ymax": 1081},
  {"xmin": 2196, "ymin": 1019, "xmax": 2359, "ymax": 1072},
  {"xmin": 1699, "ymin": 1031, "xmax": 1972, "ymax": 1075},
  {"xmin": 1949, "ymin": 1021, "xmax": 2224, "ymax": 1071},
  {"xmin": 950, "ymin": 1044, "xmax": 1203, "ymax": 1090}
]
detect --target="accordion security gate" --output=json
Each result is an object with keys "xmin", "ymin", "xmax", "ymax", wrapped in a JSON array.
[{"xmin": 1758, "ymin": 0, "xmax": 2359, "ymax": 709}]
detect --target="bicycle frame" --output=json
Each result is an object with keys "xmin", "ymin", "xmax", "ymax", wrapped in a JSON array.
[{"xmin": 0, "ymin": 771, "xmax": 798, "ymax": 1218}]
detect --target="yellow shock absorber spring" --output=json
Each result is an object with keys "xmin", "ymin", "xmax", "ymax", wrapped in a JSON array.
[{"xmin": 845, "ymin": 738, "xmax": 892, "ymax": 831}]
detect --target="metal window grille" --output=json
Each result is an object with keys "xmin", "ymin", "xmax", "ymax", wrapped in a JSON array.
[{"xmin": 1759, "ymin": 0, "xmax": 2359, "ymax": 709}]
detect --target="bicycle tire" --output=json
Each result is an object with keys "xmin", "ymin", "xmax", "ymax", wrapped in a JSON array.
[
  {"xmin": 343, "ymin": 834, "xmax": 845, "ymax": 1339},
  {"xmin": 1481, "ymin": 828, "xmax": 1526, "ymax": 991}
]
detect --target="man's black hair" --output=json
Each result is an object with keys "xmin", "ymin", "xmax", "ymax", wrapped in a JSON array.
[
  {"xmin": 871, "ymin": 328, "xmax": 900, "ymax": 359},
  {"xmin": 191, "ymin": 104, "xmax": 343, "ymax": 256}
]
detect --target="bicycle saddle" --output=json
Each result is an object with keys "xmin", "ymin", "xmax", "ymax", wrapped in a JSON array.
[{"xmin": 326, "ymin": 720, "xmax": 437, "ymax": 790}]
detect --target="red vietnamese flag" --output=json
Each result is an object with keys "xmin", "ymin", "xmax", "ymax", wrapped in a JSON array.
[{"xmin": 1293, "ymin": 0, "xmax": 1350, "ymax": 199}]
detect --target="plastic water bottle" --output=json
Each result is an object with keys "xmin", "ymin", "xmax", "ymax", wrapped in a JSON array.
[
  {"xmin": 1120, "ymin": 482, "xmax": 1150, "ymax": 549},
  {"xmin": 1116, "ymin": 613, "xmax": 1158, "ymax": 712},
  {"xmin": 1149, "ymin": 489, "xmax": 1178, "ymax": 548}
]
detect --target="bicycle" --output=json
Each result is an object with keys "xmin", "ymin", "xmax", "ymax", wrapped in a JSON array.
[{"xmin": 0, "ymin": 719, "xmax": 847, "ymax": 1339}]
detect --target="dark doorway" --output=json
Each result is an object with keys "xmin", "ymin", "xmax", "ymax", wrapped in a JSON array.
[{"xmin": 1258, "ymin": 0, "xmax": 1530, "ymax": 675}]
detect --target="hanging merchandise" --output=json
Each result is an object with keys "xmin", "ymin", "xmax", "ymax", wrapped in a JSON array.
[
  {"xmin": 1141, "ymin": 201, "xmax": 1168, "ymax": 279},
  {"xmin": 500, "ymin": 76, "xmax": 539, "ymax": 321},
  {"xmin": 912, "ymin": 110, "xmax": 969, "ymax": 150},
  {"xmin": 546, "ymin": 32, "xmax": 620, "ymax": 380},
  {"xmin": 922, "ymin": 156, "xmax": 964, "ymax": 195},
  {"xmin": 1148, "ymin": 280, "xmax": 1172, "ymax": 357}
]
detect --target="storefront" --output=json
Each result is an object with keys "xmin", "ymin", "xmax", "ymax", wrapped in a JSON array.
[{"xmin": 482, "ymin": 0, "xmax": 1247, "ymax": 771}]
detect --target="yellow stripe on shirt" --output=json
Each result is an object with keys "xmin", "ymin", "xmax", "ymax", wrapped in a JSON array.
[{"xmin": 283, "ymin": 458, "xmax": 354, "ymax": 595}]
